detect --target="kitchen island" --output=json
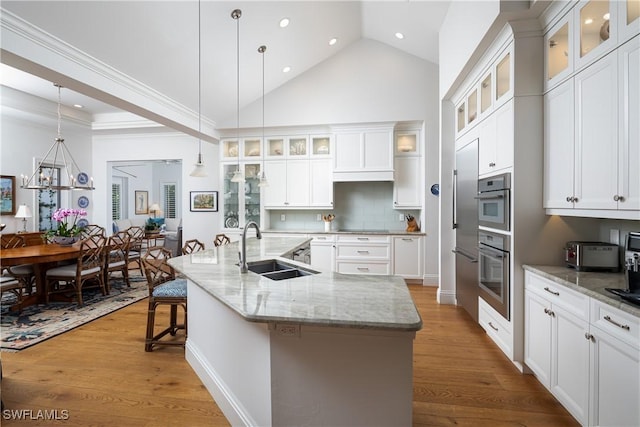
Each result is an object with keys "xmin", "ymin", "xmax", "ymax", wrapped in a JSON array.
[{"xmin": 168, "ymin": 236, "xmax": 422, "ymax": 427}]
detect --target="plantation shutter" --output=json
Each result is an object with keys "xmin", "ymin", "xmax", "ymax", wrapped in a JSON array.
[
  {"xmin": 112, "ymin": 183, "xmax": 121, "ymax": 220},
  {"xmin": 163, "ymin": 183, "xmax": 176, "ymax": 219}
]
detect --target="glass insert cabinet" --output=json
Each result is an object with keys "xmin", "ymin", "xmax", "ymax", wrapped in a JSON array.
[{"xmin": 222, "ymin": 162, "xmax": 262, "ymax": 229}]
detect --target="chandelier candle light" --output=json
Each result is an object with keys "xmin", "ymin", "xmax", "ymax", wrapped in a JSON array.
[{"xmin": 20, "ymin": 84, "xmax": 94, "ymax": 191}]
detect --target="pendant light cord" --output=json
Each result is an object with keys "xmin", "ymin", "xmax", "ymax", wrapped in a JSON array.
[
  {"xmin": 198, "ymin": 0, "xmax": 202, "ymax": 156},
  {"xmin": 236, "ymin": 10, "xmax": 240, "ymax": 171}
]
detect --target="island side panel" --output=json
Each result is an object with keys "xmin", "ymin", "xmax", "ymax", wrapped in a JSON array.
[
  {"xmin": 270, "ymin": 326, "xmax": 415, "ymax": 426},
  {"xmin": 186, "ymin": 281, "xmax": 273, "ymax": 426}
]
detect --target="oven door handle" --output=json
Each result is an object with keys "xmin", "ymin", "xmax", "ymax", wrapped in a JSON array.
[
  {"xmin": 474, "ymin": 193, "xmax": 505, "ymax": 200},
  {"xmin": 478, "ymin": 245, "xmax": 507, "ymax": 259},
  {"xmin": 452, "ymin": 248, "xmax": 477, "ymax": 263}
]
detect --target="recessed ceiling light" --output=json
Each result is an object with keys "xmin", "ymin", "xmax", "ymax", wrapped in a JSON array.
[
  {"xmin": 73, "ymin": 104, "xmax": 83, "ymax": 109},
  {"xmin": 282, "ymin": 66, "xmax": 291, "ymax": 73},
  {"xmin": 279, "ymin": 18, "xmax": 289, "ymax": 28},
  {"xmin": 603, "ymin": 12, "xmax": 610, "ymax": 20},
  {"xmin": 329, "ymin": 38, "xmax": 338, "ymax": 46},
  {"xmin": 584, "ymin": 18, "xmax": 593, "ymax": 25},
  {"xmin": 395, "ymin": 32, "xmax": 404, "ymax": 40}
]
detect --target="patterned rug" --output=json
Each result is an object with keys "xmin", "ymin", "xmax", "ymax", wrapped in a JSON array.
[{"xmin": 1, "ymin": 274, "xmax": 148, "ymax": 351}]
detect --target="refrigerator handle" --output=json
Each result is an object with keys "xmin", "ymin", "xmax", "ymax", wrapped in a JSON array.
[{"xmin": 452, "ymin": 169, "xmax": 458, "ymax": 229}]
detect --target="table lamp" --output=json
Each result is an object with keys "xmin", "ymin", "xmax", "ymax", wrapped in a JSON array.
[
  {"xmin": 149, "ymin": 203, "xmax": 161, "ymax": 219},
  {"xmin": 15, "ymin": 204, "xmax": 32, "ymax": 233}
]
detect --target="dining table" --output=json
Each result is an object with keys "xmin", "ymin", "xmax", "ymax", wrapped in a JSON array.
[{"xmin": 1, "ymin": 243, "xmax": 82, "ymax": 307}]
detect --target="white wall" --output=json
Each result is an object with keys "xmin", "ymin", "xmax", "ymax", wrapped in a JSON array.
[{"xmin": 93, "ymin": 132, "xmax": 219, "ymax": 245}]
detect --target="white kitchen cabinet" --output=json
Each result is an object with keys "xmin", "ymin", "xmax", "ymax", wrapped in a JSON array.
[
  {"xmin": 618, "ymin": 0, "xmax": 640, "ymax": 43},
  {"xmin": 393, "ymin": 157, "xmax": 421, "ymax": 209},
  {"xmin": 574, "ymin": 0, "xmax": 617, "ymax": 72},
  {"xmin": 264, "ymin": 160, "xmax": 309, "ymax": 208},
  {"xmin": 478, "ymin": 100, "xmax": 514, "ymax": 176},
  {"xmin": 524, "ymin": 271, "xmax": 591, "ymax": 425},
  {"xmin": 333, "ymin": 125, "xmax": 394, "ymax": 181},
  {"xmin": 544, "ymin": 79, "xmax": 575, "ymax": 209},
  {"xmin": 309, "ymin": 159, "xmax": 333, "ymax": 208},
  {"xmin": 545, "ymin": 13, "xmax": 574, "ymax": 92},
  {"xmin": 525, "ymin": 270, "xmax": 640, "ymax": 426},
  {"xmin": 618, "ymin": 36, "xmax": 640, "ymax": 211},
  {"xmin": 392, "ymin": 236, "xmax": 422, "ymax": 280},
  {"xmin": 222, "ymin": 162, "xmax": 263, "ymax": 230},
  {"xmin": 479, "ymin": 297, "xmax": 514, "ymax": 360},
  {"xmin": 335, "ymin": 235, "xmax": 391, "ymax": 276},
  {"xmin": 309, "ymin": 234, "xmax": 335, "ymax": 272}
]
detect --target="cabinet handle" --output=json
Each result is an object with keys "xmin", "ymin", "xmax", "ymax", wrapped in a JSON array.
[
  {"xmin": 543, "ymin": 287, "xmax": 560, "ymax": 296},
  {"xmin": 544, "ymin": 307, "xmax": 555, "ymax": 317},
  {"xmin": 489, "ymin": 162, "xmax": 496, "ymax": 167},
  {"xmin": 488, "ymin": 322, "xmax": 499, "ymax": 332},
  {"xmin": 604, "ymin": 315, "xmax": 630, "ymax": 331},
  {"xmin": 613, "ymin": 195, "xmax": 625, "ymax": 202},
  {"xmin": 357, "ymin": 267, "xmax": 369, "ymax": 271},
  {"xmin": 284, "ymin": 202, "xmax": 289, "ymax": 205},
  {"xmin": 402, "ymin": 238, "xmax": 413, "ymax": 242},
  {"xmin": 573, "ymin": 197, "xmax": 579, "ymax": 203},
  {"xmin": 357, "ymin": 237, "xmax": 369, "ymax": 241},
  {"xmin": 566, "ymin": 196, "xmax": 573, "ymax": 202},
  {"xmin": 584, "ymin": 332, "xmax": 595, "ymax": 342},
  {"xmin": 357, "ymin": 250, "xmax": 370, "ymax": 254}
]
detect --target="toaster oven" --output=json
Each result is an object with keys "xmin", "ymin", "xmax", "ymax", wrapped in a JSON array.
[{"xmin": 565, "ymin": 241, "xmax": 619, "ymax": 272}]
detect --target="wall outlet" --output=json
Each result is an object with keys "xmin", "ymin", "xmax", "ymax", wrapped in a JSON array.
[
  {"xmin": 275, "ymin": 324, "xmax": 300, "ymax": 337},
  {"xmin": 280, "ymin": 214, "xmax": 286, "ymax": 222},
  {"xmin": 399, "ymin": 214, "xmax": 405, "ymax": 221},
  {"xmin": 317, "ymin": 214, "xmax": 322, "ymax": 221}
]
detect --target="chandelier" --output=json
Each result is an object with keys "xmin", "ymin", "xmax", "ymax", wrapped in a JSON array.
[{"xmin": 20, "ymin": 84, "xmax": 94, "ymax": 191}]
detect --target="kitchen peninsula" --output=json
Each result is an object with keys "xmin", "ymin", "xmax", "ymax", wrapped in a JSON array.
[{"xmin": 168, "ymin": 236, "xmax": 422, "ymax": 426}]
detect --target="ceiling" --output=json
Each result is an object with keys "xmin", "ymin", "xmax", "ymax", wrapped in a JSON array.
[{"xmin": 1, "ymin": 1, "xmax": 451, "ymax": 126}]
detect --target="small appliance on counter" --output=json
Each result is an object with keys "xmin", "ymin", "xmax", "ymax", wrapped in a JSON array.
[
  {"xmin": 564, "ymin": 241, "xmax": 619, "ymax": 272},
  {"xmin": 606, "ymin": 232, "xmax": 640, "ymax": 305}
]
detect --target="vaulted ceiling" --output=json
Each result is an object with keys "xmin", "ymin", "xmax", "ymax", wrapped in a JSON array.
[{"xmin": 1, "ymin": 1, "xmax": 451, "ymax": 127}]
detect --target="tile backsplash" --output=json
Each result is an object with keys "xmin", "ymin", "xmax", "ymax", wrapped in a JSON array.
[{"xmin": 268, "ymin": 181, "xmax": 420, "ymax": 232}]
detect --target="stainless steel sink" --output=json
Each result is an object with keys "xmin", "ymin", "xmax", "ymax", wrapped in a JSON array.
[{"xmin": 247, "ymin": 259, "xmax": 318, "ymax": 280}]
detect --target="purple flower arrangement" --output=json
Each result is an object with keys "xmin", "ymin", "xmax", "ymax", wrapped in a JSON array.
[{"xmin": 47, "ymin": 208, "xmax": 87, "ymax": 238}]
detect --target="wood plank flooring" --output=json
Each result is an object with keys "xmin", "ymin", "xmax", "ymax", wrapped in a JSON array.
[{"xmin": 1, "ymin": 285, "xmax": 578, "ymax": 426}]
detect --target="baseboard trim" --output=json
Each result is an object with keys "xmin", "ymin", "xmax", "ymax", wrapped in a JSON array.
[{"xmin": 437, "ymin": 288, "xmax": 457, "ymax": 305}]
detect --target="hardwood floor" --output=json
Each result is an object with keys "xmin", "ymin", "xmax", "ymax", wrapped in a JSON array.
[{"xmin": 1, "ymin": 285, "xmax": 578, "ymax": 426}]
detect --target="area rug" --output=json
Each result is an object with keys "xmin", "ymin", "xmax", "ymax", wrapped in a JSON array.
[{"xmin": 1, "ymin": 275, "xmax": 148, "ymax": 351}]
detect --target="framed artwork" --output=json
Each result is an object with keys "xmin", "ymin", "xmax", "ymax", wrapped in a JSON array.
[
  {"xmin": 135, "ymin": 190, "xmax": 148, "ymax": 215},
  {"xmin": 1, "ymin": 175, "xmax": 16, "ymax": 215},
  {"xmin": 190, "ymin": 191, "xmax": 218, "ymax": 212}
]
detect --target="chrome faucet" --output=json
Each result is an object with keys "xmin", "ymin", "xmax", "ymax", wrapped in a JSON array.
[{"xmin": 239, "ymin": 221, "xmax": 262, "ymax": 273}]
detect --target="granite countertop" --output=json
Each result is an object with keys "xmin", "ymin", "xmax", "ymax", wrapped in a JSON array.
[
  {"xmin": 262, "ymin": 229, "xmax": 426, "ymax": 236},
  {"xmin": 523, "ymin": 265, "xmax": 640, "ymax": 318},
  {"xmin": 167, "ymin": 236, "xmax": 423, "ymax": 331}
]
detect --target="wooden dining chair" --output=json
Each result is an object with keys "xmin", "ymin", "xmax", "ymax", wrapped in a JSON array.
[
  {"xmin": 182, "ymin": 239, "xmax": 205, "ymax": 255},
  {"xmin": 142, "ymin": 247, "xmax": 187, "ymax": 352},
  {"xmin": 79, "ymin": 224, "xmax": 106, "ymax": 239},
  {"xmin": 0, "ymin": 234, "xmax": 35, "ymax": 298},
  {"xmin": 45, "ymin": 234, "xmax": 107, "ymax": 306},
  {"xmin": 126, "ymin": 226, "xmax": 145, "ymax": 276},
  {"xmin": 214, "ymin": 234, "xmax": 231, "ymax": 247},
  {"xmin": 104, "ymin": 231, "xmax": 131, "ymax": 292}
]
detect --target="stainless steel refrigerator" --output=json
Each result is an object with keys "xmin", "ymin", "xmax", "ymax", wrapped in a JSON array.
[{"xmin": 453, "ymin": 139, "xmax": 479, "ymax": 321}]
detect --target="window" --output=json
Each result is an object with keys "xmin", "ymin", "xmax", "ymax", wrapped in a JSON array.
[
  {"xmin": 162, "ymin": 183, "xmax": 177, "ymax": 219},
  {"xmin": 112, "ymin": 183, "xmax": 121, "ymax": 220}
]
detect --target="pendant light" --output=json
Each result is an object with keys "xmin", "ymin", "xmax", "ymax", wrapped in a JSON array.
[
  {"xmin": 20, "ymin": 84, "xmax": 95, "ymax": 191},
  {"xmin": 190, "ymin": 0, "xmax": 207, "ymax": 177},
  {"xmin": 230, "ymin": 8, "xmax": 245, "ymax": 183},
  {"xmin": 257, "ymin": 45, "xmax": 269, "ymax": 187}
]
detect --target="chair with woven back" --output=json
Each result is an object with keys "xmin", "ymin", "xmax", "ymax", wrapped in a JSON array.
[
  {"xmin": 0, "ymin": 234, "xmax": 36, "ymax": 304},
  {"xmin": 214, "ymin": 233, "xmax": 231, "ymax": 247},
  {"xmin": 126, "ymin": 226, "xmax": 145, "ymax": 277},
  {"xmin": 45, "ymin": 234, "xmax": 107, "ymax": 306},
  {"xmin": 141, "ymin": 246, "xmax": 187, "ymax": 352},
  {"xmin": 104, "ymin": 230, "xmax": 131, "ymax": 292},
  {"xmin": 79, "ymin": 224, "xmax": 106, "ymax": 239},
  {"xmin": 182, "ymin": 239, "xmax": 205, "ymax": 255}
]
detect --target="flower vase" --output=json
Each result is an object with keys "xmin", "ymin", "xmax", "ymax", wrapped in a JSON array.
[
  {"xmin": 52, "ymin": 236, "xmax": 78, "ymax": 246},
  {"xmin": 324, "ymin": 221, "xmax": 331, "ymax": 232}
]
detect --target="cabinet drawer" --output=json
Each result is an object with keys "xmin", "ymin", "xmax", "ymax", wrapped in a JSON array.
[
  {"xmin": 309, "ymin": 234, "xmax": 336, "ymax": 243},
  {"xmin": 590, "ymin": 299, "xmax": 640, "ymax": 349},
  {"xmin": 336, "ymin": 261, "xmax": 390, "ymax": 275},
  {"xmin": 525, "ymin": 271, "xmax": 589, "ymax": 321},
  {"xmin": 336, "ymin": 235, "xmax": 390, "ymax": 244},
  {"xmin": 479, "ymin": 297, "xmax": 513, "ymax": 359},
  {"xmin": 336, "ymin": 244, "xmax": 390, "ymax": 259}
]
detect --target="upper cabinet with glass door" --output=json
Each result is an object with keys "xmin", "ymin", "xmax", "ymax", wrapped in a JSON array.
[
  {"xmin": 311, "ymin": 135, "xmax": 332, "ymax": 157},
  {"xmin": 545, "ymin": 15, "xmax": 573, "ymax": 91},
  {"xmin": 221, "ymin": 139, "xmax": 239, "ymax": 160},
  {"xmin": 494, "ymin": 45, "xmax": 513, "ymax": 109},
  {"xmin": 395, "ymin": 131, "xmax": 419, "ymax": 156},
  {"xmin": 242, "ymin": 138, "xmax": 261, "ymax": 159},
  {"xmin": 265, "ymin": 136, "xmax": 285, "ymax": 159},
  {"xmin": 574, "ymin": 0, "xmax": 616, "ymax": 70},
  {"xmin": 619, "ymin": 0, "xmax": 640, "ymax": 43},
  {"xmin": 288, "ymin": 136, "xmax": 309, "ymax": 158},
  {"xmin": 480, "ymin": 71, "xmax": 493, "ymax": 118}
]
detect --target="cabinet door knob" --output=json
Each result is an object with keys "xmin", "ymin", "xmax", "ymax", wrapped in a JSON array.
[
  {"xmin": 566, "ymin": 196, "xmax": 573, "ymax": 202},
  {"xmin": 613, "ymin": 195, "xmax": 625, "ymax": 202},
  {"xmin": 584, "ymin": 333, "xmax": 595, "ymax": 342},
  {"xmin": 489, "ymin": 162, "xmax": 496, "ymax": 167}
]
